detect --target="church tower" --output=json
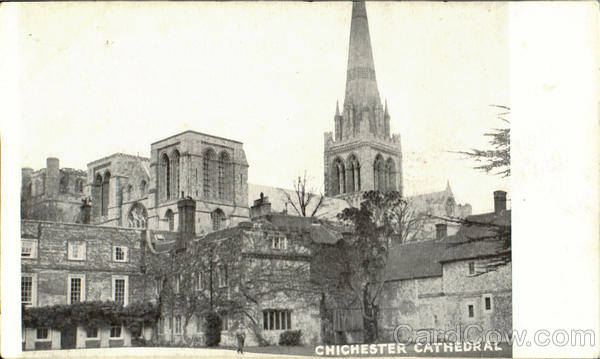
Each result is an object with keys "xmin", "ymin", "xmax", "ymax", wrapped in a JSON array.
[{"xmin": 324, "ymin": 0, "xmax": 403, "ymax": 201}]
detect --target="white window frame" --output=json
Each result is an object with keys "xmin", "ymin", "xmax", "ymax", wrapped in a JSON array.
[
  {"xmin": 109, "ymin": 325, "xmax": 123, "ymax": 339},
  {"xmin": 86, "ymin": 327, "xmax": 99, "ymax": 339},
  {"xmin": 271, "ymin": 234, "xmax": 287, "ymax": 250},
  {"xmin": 482, "ymin": 294, "xmax": 494, "ymax": 313},
  {"xmin": 113, "ymin": 246, "xmax": 129, "ymax": 262},
  {"xmin": 21, "ymin": 238, "xmax": 38, "ymax": 259},
  {"xmin": 35, "ymin": 327, "xmax": 51, "ymax": 342},
  {"xmin": 68, "ymin": 241, "xmax": 87, "ymax": 261},
  {"xmin": 67, "ymin": 274, "xmax": 86, "ymax": 304},
  {"xmin": 112, "ymin": 275, "xmax": 129, "ymax": 306},
  {"xmin": 21, "ymin": 273, "xmax": 37, "ymax": 307}
]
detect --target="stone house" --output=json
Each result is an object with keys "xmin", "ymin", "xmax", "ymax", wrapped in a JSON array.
[
  {"xmin": 378, "ymin": 191, "xmax": 511, "ymax": 343},
  {"xmin": 21, "ymin": 215, "xmax": 147, "ymax": 350}
]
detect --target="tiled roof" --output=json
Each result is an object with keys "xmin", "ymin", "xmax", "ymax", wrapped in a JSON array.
[
  {"xmin": 385, "ymin": 240, "xmax": 446, "ymax": 281},
  {"xmin": 439, "ymin": 210, "xmax": 511, "ymax": 263}
]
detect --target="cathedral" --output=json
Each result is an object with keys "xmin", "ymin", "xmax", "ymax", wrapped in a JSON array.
[{"xmin": 20, "ymin": 1, "xmax": 510, "ymax": 351}]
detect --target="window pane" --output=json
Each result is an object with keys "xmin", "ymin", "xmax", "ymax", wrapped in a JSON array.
[
  {"xmin": 36, "ymin": 328, "xmax": 48, "ymax": 340},
  {"xmin": 70, "ymin": 278, "xmax": 81, "ymax": 303},
  {"xmin": 468, "ymin": 305, "xmax": 474, "ymax": 318},
  {"xmin": 485, "ymin": 297, "xmax": 491, "ymax": 310},
  {"xmin": 86, "ymin": 328, "xmax": 98, "ymax": 338},
  {"xmin": 110, "ymin": 326, "xmax": 121, "ymax": 338},
  {"xmin": 22, "ymin": 276, "xmax": 33, "ymax": 304},
  {"xmin": 287, "ymin": 311, "xmax": 291, "ymax": 329},
  {"xmin": 263, "ymin": 312, "xmax": 268, "ymax": 330},
  {"xmin": 114, "ymin": 279, "xmax": 125, "ymax": 305}
]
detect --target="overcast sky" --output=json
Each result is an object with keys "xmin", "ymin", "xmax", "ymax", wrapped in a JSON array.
[{"xmin": 18, "ymin": 1, "xmax": 509, "ymax": 213}]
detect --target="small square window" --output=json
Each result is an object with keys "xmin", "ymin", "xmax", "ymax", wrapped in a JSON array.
[
  {"xmin": 68, "ymin": 242, "xmax": 86, "ymax": 261},
  {"xmin": 21, "ymin": 239, "xmax": 37, "ymax": 259},
  {"xmin": 110, "ymin": 326, "xmax": 122, "ymax": 338},
  {"xmin": 36, "ymin": 328, "xmax": 49, "ymax": 340},
  {"xmin": 86, "ymin": 327, "xmax": 98, "ymax": 338},
  {"xmin": 113, "ymin": 246, "xmax": 128, "ymax": 262},
  {"xmin": 468, "ymin": 304, "xmax": 475, "ymax": 318}
]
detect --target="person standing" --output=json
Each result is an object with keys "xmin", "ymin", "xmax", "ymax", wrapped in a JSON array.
[{"xmin": 235, "ymin": 324, "xmax": 246, "ymax": 355}]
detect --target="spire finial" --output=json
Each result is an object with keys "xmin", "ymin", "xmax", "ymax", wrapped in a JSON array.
[{"xmin": 336, "ymin": 100, "xmax": 340, "ymax": 116}]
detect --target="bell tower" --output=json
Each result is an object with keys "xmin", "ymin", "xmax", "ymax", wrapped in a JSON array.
[{"xmin": 324, "ymin": 0, "xmax": 403, "ymax": 201}]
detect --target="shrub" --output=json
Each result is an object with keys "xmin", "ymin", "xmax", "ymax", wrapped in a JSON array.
[
  {"xmin": 203, "ymin": 311, "xmax": 222, "ymax": 347},
  {"xmin": 279, "ymin": 330, "xmax": 302, "ymax": 346}
]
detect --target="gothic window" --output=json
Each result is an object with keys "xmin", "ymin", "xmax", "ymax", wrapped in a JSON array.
[
  {"xmin": 160, "ymin": 153, "xmax": 170, "ymax": 201},
  {"xmin": 140, "ymin": 180, "xmax": 147, "ymax": 197},
  {"xmin": 92, "ymin": 174, "xmax": 103, "ymax": 218},
  {"xmin": 165, "ymin": 209, "xmax": 175, "ymax": 231},
  {"xmin": 102, "ymin": 172, "xmax": 111, "ymax": 216},
  {"xmin": 127, "ymin": 202, "xmax": 148, "ymax": 228},
  {"xmin": 211, "ymin": 208, "xmax": 225, "ymax": 231},
  {"xmin": 347, "ymin": 155, "xmax": 360, "ymax": 192},
  {"xmin": 59, "ymin": 175, "xmax": 68, "ymax": 193},
  {"xmin": 373, "ymin": 155, "xmax": 385, "ymax": 192},
  {"xmin": 170, "ymin": 150, "xmax": 180, "ymax": 199},
  {"xmin": 385, "ymin": 158, "xmax": 396, "ymax": 191},
  {"xmin": 203, "ymin": 149, "xmax": 216, "ymax": 198},
  {"xmin": 75, "ymin": 179, "xmax": 84, "ymax": 193},
  {"xmin": 331, "ymin": 158, "xmax": 346, "ymax": 195},
  {"xmin": 217, "ymin": 151, "xmax": 231, "ymax": 201}
]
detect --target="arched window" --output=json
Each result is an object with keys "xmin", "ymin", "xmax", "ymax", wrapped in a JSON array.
[
  {"xmin": 385, "ymin": 158, "xmax": 396, "ymax": 191},
  {"xmin": 93, "ymin": 174, "xmax": 103, "ymax": 218},
  {"xmin": 59, "ymin": 175, "xmax": 68, "ymax": 193},
  {"xmin": 331, "ymin": 158, "xmax": 346, "ymax": 195},
  {"xmin": 217, "ymin": 151, "xmax": 231, "ymax": 201},
  {"xmin": 160, "ymin": 153, "xmax": 170, "ymax": 201},
  {"xmin": 75, "ymin": 179, "xmax": 84, "ymax": 193},
  {"xmin": 165, "ymin": 209, "xmax": 175, "ymax": 231},
  {"xmin": 347, "ymin": 155, "xmax": 360, "ymax": 192},
  {"xmin": 102, "ymin": 172, "xmax": 111, "ymax": 216},
  {"xmin": 140, "ymin": 180, "xmax": 147, "ymax": 197},
  {"xmin": 203, "ymin": 149, "xmax": 216, "ymax": 198},
  {"xmin": 128, "ymin": 203, "xmax": 148, "ymax": 228},
  {"xmin": 170, "ymin": 150, "xmax": 180, "ymax": 199},
  {"xmin": 373, "ymin": 155, "xmax": 385, "ymax": 192},
  {"xmin": 211, "ymin": 209, "xmax": 225, "ymax": 231}
]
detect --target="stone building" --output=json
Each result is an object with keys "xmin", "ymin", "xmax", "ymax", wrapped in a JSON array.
[
  {"xmin": 21, "ymin": 157, "xmax": 87, "ymax": 223},
  {"xmin": 21, "ymin": 204, "xmax": 147, "ymax": 350},
  {"xmin": 324, "ymin": 1, "xmax": 403, "ymax": 204},
  {"xmin": 378, "ymin": 191, "xmax": 511, "ymax": 343}
]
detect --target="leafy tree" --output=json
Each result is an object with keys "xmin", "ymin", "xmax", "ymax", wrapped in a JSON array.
[
  {"xmin": 456, "ymin": 105, "xmax": 510, "ymax": 177},
  {"xmin": 336, "ymin": 190, "xmax": 425, "ymax": 342}
]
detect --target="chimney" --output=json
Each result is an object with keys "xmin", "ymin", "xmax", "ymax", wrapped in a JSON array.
[
  {"xmin": 493, "ymin": 190, "xmax": 507, "ymax": 215},
  {"xmin": 177, "ymin": 192, "xmax": 196, "ymax": 249},
  {"xmin": 435, "ymin": 223, "xmax": 447, "ymax": 240},
  {"xmin": 46, "ymin": 157, "xmax": 60, "ymax": 197},
  {"xmin": 80, "ymin": 198, "xmax": 92, "ymax": 224},
  {"xmin": 250, "ymin": 192, "xmax": 272, "ymax": 219}
]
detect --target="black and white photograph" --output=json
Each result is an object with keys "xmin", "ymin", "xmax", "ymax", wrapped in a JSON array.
[{"xmin": 1, "ymin": 1, "xmax": 598, "ymax": 358}]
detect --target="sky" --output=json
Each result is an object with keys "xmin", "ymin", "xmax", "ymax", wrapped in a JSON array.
[{"xmin": 17, "ymin": 1, "xmax": 510, "ymax": 213}]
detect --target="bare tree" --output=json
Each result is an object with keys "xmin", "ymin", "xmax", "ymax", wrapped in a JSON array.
[
  {"xmin": 282, "ymin": 171, "xmax": 325, "ymax": 217},
  {"xmin": 455, "ymin": 105, "xmax": 510, "ymax": 177}
]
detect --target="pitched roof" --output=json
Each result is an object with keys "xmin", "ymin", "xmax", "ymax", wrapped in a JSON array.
[
  {"xmin": 385, "ymin": 240, "xmax": 446, "ymax": 281},
  {"xmin": 439, "ymin": 210, "xmax": 511, "ymax": 263}
]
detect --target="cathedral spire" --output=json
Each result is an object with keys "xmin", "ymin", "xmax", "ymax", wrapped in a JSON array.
[{"xmin": 344, "ymin": 0, "xmax": 381, "ymax": 108}]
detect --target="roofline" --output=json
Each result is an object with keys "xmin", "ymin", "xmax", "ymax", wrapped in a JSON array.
[
  {"xmin": 385, "ymin": 273, "xmax": 442, "ymax": 283},
  {"xmin": 439, "ymin": 251, "xmax": 511, "ymax": 264},
  {"xmin": 87, "ymin": 153, "xmax": 151, "ymax": 166},
  {"xmin": 151, "ymin": 130, "xmax": 243, "ymax": 146}
]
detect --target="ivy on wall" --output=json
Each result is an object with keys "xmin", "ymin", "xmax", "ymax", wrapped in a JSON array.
[{"xmin": 22, "ymin": 301, "xmax": 160, "ymax": 336}]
